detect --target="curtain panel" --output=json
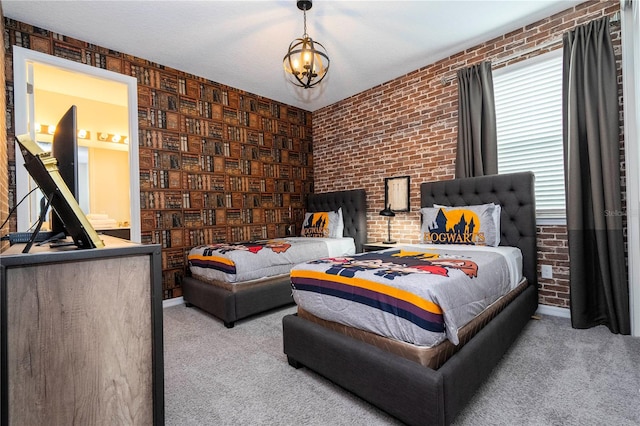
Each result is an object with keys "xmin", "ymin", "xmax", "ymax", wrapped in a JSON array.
[
  {"xmin": 562, "ymin": 16, "xmax": 630, "ymax": 334},
  {"xmin": 455, "ymin": 61, "xmax": 498, "ymax": 178}
]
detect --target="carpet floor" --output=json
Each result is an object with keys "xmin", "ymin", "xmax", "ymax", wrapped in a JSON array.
[{"xmin": 163, "ymin": 304, "xmax": 640, "ymax": 425}]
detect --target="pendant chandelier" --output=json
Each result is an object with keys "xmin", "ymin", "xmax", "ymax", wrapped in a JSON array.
[{"xmin": 283, "ymin": 0, "xmax": 330, "ymax": 89}]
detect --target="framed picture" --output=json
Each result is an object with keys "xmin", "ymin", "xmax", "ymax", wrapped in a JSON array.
[{"xmin": 384, "ymin": 176, "xmax": 410, "ymax": 212}]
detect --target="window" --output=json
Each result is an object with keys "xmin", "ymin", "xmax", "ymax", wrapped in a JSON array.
[{"xmin": 494, "ymin": 50, "xmax": 565, "ymax": 221}]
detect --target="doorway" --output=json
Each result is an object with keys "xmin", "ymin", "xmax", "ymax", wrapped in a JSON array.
[{"xmin": 13, "ymin": 46, "xmax": 141, "ymax": 242}]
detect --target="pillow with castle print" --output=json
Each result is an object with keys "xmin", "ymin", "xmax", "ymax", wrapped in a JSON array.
[
  {"xmin": 300, "ymin": 209, "xmax": 343, "ymax": 238},
  {"xmin": 420, "ymin": 203, "xmax": 500, "ymax": 246}
]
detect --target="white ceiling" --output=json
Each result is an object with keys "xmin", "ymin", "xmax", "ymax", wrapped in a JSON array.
[{"xmin": 3, "ymin": 0, "xmax": 582, "ymax": 112}]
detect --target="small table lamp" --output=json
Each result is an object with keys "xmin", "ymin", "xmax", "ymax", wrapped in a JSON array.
[{"xmin": 379, "ymin": 205, "xmax": 396, "ymax": 244}]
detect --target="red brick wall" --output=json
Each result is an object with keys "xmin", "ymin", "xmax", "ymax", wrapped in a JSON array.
[
  {"xmin": 313, "ymin": 1, "xmax": 624, "ymax": 309},
  {"xmin": 537, "ymin": 225, "xmax": 570, "ymax": 307},
  {"xmin": 0, "ymin": 6, "xmax": 7, "ymax": 252}
]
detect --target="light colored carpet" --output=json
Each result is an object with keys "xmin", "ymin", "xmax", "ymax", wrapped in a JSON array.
[{"xmin": 163, "ymin": 304, "xmax": 640, "ymax": 425}]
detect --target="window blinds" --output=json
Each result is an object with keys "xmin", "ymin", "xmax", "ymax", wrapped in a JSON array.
[{"xmin": 494, "ymin": 52, "xmax": 565, "ymax": 219}]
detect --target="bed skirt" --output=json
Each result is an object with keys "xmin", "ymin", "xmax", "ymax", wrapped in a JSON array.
[{"xmin": 296, "ymin": 278, "xmax": 529, "ymax": 369}]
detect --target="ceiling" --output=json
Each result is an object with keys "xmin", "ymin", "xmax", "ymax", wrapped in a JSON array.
[{"xmin": 3, "ymin": 0, "xmax": 582, "ymax": 112}]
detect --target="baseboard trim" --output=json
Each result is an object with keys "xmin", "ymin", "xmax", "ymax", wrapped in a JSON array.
[
  {"xmin": 163, "ymin": 296, "xmax": 184, "ymax": 308},
  {"xmin": 536, "ymin": 304, "xmax": 571, "ymax": 319}
]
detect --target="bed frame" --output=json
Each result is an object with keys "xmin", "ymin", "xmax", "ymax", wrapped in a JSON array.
[
  {"xmin": 282, "ymin": 172, "xmax": 538, "ymax": 425},
  {"xmin": 182, "ymin": 189, "xmax": 367, "ymax": 328}
]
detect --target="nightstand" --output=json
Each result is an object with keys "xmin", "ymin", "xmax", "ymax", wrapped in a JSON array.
[{"xmin": 363, "ymin": 241, "xmax": 402, "ymax": 252}]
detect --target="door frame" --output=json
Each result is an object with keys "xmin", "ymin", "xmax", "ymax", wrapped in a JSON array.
[
  {"xmin": 621, "ymin": 0, "xmax": 640, "ymax": 336},
  {"xmin": 13, "ymin": 46, "xmax": 141, "ymax": 243}
]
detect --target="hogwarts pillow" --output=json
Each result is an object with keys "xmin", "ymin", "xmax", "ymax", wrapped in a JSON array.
[
  {"xmin": 420, "ymin": 203, "xmax": 501, "ymax": 246},
  {"xmin": 301, "ymin": 209, "xmax": 343, "ymax": 238}
]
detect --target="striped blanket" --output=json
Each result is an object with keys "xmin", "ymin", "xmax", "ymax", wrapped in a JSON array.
[
  {"xmin": 188, "ymin": 237, "xmax": 337, "ymax": 283},
  {"xmin": 290, "ymin": 245, "xmax": 522, "ymax": 346}
]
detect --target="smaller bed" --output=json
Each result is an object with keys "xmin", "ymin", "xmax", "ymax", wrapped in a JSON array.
[{"xmin": 182, "ymin": 189, "xmax": 367, "ymax": 327}]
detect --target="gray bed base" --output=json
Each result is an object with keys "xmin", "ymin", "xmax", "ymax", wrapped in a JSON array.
[
  {"xmin": 283, "ymin": 172, "xmax": 538, "ymax": 425},
  {"xmin": 183, "ymin": 189, "xmax": 367, "ymax": 328}
]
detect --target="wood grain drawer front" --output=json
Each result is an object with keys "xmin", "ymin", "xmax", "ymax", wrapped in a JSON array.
[{"xmin": 6, "ymin": 255, "xmax": 153, "ymax": 426}]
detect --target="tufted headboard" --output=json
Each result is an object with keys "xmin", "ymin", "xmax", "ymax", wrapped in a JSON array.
[
  {"xmin": 420, "ymin": 172, "xmax": 537, "ymax": 288},
  {"xmin": 307, "ymin": 189, "xmax": 368, "ymax": 253}
]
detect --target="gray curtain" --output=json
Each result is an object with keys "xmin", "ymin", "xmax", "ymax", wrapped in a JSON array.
[
  {"xmin": 562, "ymin": 16, "xmax": 630, "ymax": 334},
  {"xmin": 455, "ymin": 61, "xmax": 497, "ymax": 178}
]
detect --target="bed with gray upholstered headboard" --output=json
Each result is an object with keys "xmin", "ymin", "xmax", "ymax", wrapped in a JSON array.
[
  {"xmin": 182, "ymin": 188, "xmax": 367, "ymax": 328},
  {"xmin": 282, "ymin": 172, "xmax": 538, "ymax": 425}
]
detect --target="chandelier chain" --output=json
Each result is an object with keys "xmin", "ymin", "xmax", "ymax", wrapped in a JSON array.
[{"xmin": 303, "ymin": 7, "xmax": 308, "ymax": 38}]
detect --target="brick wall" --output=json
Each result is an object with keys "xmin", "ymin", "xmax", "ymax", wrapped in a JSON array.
[
  {"xmin": 537, "ymin": 225, "xmax": 570, "ymax": 307},
  {"xmin": 313, "ymin": 0, "xmax": 624, "ymax": 309},
  {"xmin": 0, "ymin": 6, "xmax": 7, "ymax": 252}
]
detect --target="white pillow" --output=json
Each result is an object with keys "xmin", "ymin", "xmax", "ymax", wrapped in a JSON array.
[
  {"xmin": 434, "ymin": 203, "xmax": 501, "ymax": 236},
  {"xmin": 335, "ymin": 208, "xmax": 344, "ymax": 237},
  {"xmin": 420, "ymin": 203, "xmax": 501, "ymax": 246}
]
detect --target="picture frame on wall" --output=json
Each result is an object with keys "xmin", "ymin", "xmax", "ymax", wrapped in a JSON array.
[{"xmin": 384, "ymin": 176, "xmax": 410, "ymax": 212}]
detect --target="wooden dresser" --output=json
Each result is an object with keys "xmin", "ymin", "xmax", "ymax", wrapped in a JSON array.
[{"xmin": 0, "ymin": 236, "xmax": 164, "ymax": 425}]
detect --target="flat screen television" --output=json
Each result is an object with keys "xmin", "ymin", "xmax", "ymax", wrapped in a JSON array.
[
  {"xmin": 50, "ymin": 105, "xmax": 79, "ymax": 237},
  {"xmin": 15, "ymin": 133, "xmax": 103, "ymax": 250}
]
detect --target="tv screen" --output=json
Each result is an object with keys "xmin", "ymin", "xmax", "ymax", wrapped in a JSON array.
[
  {"xmin": 50, "ymin": 105, "xmax": 79, "ymax": 236},
  {"xmin": 15, "ymin": 134, "xmax": 103, "ymax": 250}
]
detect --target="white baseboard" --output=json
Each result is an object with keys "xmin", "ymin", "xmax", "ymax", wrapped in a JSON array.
[
  {"xmin": 536, "ymin": 304, "xmax": 571, "ymax": 319},
  {"xmin": 163, "ymin": 296, "xmax": 184, "ymax": 308}
]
